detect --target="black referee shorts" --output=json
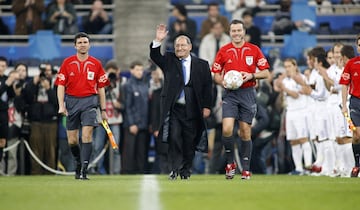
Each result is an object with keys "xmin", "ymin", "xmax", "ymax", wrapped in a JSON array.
[
  {"xmin": 65, "ymin": 95, "xmax": 99, "ymax": 130},
  {"xmin": 349, "ymin": 96, "xmax": 360, "ymax": 127},
  {"xmin": 222, "ymin": 87, "xmax": 257, "ymax": 124}
]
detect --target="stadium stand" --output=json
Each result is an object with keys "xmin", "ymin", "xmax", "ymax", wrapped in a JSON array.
[
  {"xmin": 165, "ymin": 2, "xmax": 359, "ymax": 64},
  {"xmin": 0, "ymin": 3, "xmax": 114, "ymax": 66},
  {"xmin": 1, "ymin": 1, "xmax": 359, "ymax": 67}
]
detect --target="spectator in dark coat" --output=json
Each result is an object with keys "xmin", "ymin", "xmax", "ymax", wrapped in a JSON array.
[
  {"xmin": 168, "ymin": 5, "xmax": 197, "ymax": 46},
  {"xmin": 12, "ymin": 0, "xmax": 45, "ymax": 35},
  {"xmin": 122, "ymin": 61, "xmax": 150, "ymax": 174},
  {"xmin": 82, "ymin": 0, "xmax": 112, "ymax": 34}
]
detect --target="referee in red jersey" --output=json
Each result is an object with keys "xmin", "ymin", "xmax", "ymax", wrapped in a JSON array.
[
  {"xmin": 211, "ymin": 19, "xmax": 270, "ymax": 180},
  {"xmin": 55, "ymin": 32, "xmax": 110, "ymax": 180},
  {"xmin": 339, "ymin": 34, "xmax": 360, "ymax": 177}
]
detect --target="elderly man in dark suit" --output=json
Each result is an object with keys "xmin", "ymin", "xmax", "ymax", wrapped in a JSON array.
[{"xmin": 150, "ymin": 24, "xmax": 213, "ymax": 180}]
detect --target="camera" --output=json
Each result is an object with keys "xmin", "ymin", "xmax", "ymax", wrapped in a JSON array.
[
  {"xmin": 39, "ymin": 63, "xmax": 59, "ymax": 75},
  {"xmin": 108, "ymin": 72, "xmax": 117, "ymax": 89},
  {"xmin": 39, "ymin": 63, "xmax": 47, "ymax": 72},
  {"xmin": 39, "ymin": 71, "xmax": 47, "ymax": 81},
  {"xmin": 15, "ymin": 80, "xmax": 24, "ymax": 89}
]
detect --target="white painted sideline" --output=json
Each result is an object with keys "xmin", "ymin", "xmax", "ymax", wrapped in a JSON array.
[{"xmin": 139, "ymin": 175, "xmax": 161, "ymax": 210}]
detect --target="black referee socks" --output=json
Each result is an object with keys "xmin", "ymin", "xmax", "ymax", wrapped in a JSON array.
[{"xmin": 353, "ymin": 143, "xmax": 360, "ymax": 167}]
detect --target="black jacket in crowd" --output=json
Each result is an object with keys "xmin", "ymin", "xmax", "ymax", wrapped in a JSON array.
[
  {"xmin": 123, "ymin": 76, "xmax": 149, "ymax": 130},
  {"xmin": 22, "ymin": 78, "xmax": 58, "ymax": 122},
  {"xmin": 0, "ymin": 75, "xmax": 15, "ymax": 111}
]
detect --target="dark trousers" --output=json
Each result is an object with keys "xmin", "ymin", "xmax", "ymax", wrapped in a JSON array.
[
  {"xmin": 121, "ymin": 129, "xmax": 149, "ymax": 174},
  {"xmin": 58, "ymin": 138, "xmax": 75, "ymax": 171},
  {"xmin": 29, "ymin": 122, "xmax": 57, "ymax": 175},
  {"xmin": 168, "ymin": 104, "xmax": 198, "ymax": 177},
  {"xmin": 209, "ymin": 124, "xmax": 226, "ymax": 174}
]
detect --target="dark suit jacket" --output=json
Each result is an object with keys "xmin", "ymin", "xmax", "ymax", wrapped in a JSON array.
[{"xmin": 149, "ymin": 42, "xmax": 212, "ymax": 151}]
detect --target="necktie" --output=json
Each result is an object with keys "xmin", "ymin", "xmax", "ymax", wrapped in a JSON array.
[
  {"xmin": 182, "ymin": 59, "xmax": 186, "ymax": 85},
  {"xmin": 216, "ymin": 38, "xmax": 220, "ymax": 54},
  {"xmin": 178, "ymin": 59, "xmax": 186, "ymax": 102}
]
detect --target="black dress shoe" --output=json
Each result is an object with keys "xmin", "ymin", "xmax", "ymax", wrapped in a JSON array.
[
  {"xmin": 75, "ymin": 161, "xmax": 81, "ymax": 180},
  {"xmin": 80, "ymin": 168, "xmax": 90, "ymax": 180},
  {"xmin": 168, "ymin": 171, "xmax": 178, "ymax": 180}
]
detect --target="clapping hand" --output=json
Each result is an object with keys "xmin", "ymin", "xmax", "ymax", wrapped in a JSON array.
[{"xmin": 155, "ymin": 24, "xmax": 168, "ymax": 42}]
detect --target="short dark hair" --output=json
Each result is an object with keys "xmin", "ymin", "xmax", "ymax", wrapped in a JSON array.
[
  {"xmin": 311, "ymin": 47, "xmax": 329, "ymax": 69},
  {"xmin": 230, "ymin": 19, "xmax": 245, "ymax": 27},
  {"xmin": 0, "ymin": 56, "xmax": 8, "ymax": 65},
  {"xmin": 208, "ymin": 2, "xmax": 219, "ymax": 9},
  {"xmin": 341, "ymin": 45, "xmax": 355, "ymax": 59},
  {"xmin": 316, "ymin": 53, "xmax": 330, "ymax": 69},
  {"xmin": 129, "ymin": 60, "xmax": 143, "ymax": 69},
  {"xmin": 309, "ymin": 46, "xmax": 326, "ymax": 59},
  {"xmin": 105, "ymin": 60, "xmax": 119, "ymax": 71},
  {"xmin": 14, "ymin": 63, "xmax": 28, "ymax": 71},
  {"xmin": 242, "ymin": 10, "xmax": 253, "ymax": 18},
  {"xmin": 74, "ymin": 32, "xmax": 90, "ymax": 44},
  {"xmin": 174, "ymin": 4, "xmax": 187, "ymax": 17},
  {"xmin": 280, "ymin": 0, "xmax": 291, "ymax": 12}
]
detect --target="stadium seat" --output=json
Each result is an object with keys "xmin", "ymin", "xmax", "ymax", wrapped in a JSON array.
[
  {"xmin": 201, "ymin": 0, "xmax": 223, "ymax": 4},
  {"xmin": 291, "ymin": 2, "xmax": 316, "ymax": 23},
  {"xmin": 353, "ymin": 21, "xmax": 360, "ymax": 33},
  {"xmin": 253, "ymin": 15, "xmax": 274, "ymax": 34},
  {"xmin": 0, "ymin": 46, "xmax": 29, "ymax": 61},
  {"xmin": 281, "ymin": 31, "xmax": 317, "ymax": 61},
  {"xmin": 28, "ymin": 30, "xmax": 62, "ymax": 61},
  {"xmin": 266, "ymin": 0, "xmax": 280, "ymax": 4},
  {"xmin": 291, "ymin": 0, "xmax": 308, "ymax": 3},
  {"xmin": 170, "ymin": 0, "xmax": 196, "ymax": 5},
  {"xmin": 316, "ymin": 15, "xmax": 360, "ymax": 33},
  {"xmin": 77, "ymin": 16, "xmax": 84, "ymax": 32},
  {"xmin": 315, "ymin": 22, "xmax": 332, "ymax": 35},
  {"xmin": 219, "ymin": 4, "xmax": 232, "ymax": 21},
  {"xmin": 168, "ymin": 15, "xmax": 206, "ymax": 35},
  {"xmin": 1, "ymin": 15, "xmax": 16, "ymax": 35},
  {"xmin": 261, "ymin": 46, "xmax": 275, "ymax": 59},
  {"xmin": 192, "ymin": 15, "xmax": 207, "ymax": 34}
]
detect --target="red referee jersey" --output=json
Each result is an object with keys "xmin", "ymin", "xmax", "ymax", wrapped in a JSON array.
[
  {"xmin": 339, "ymin": 56, "xmax": 360, "ymax": 98},
  {"xmin": 211, "ymin": 42, "xmax": 270, "ymax": 88},
  {"xmin": 55, "ymin": 55, "xmax": 110, "ymax": 97}
]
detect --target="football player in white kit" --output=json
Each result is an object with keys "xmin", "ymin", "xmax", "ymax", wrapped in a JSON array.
[
  {"xmin": 303, "ymin": 49, "xmax": 322, "ymax": 174},
  {"xmin": 279, "ymin": 58, "xmax": 312, "ymax": 175},
  {"xmin": 321, "ymin": 43, "xmax": 355, "ymax": 177},
  {"xmin": 302, "ymin": 47, "xmax": 336, "ymax": 176},
  {"xmin": 326, "ymin": 49, "xmax": 336, "ymax": 66}
]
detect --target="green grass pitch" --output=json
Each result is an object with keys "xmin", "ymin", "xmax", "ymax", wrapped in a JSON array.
[{"xmin": 1, "ymin": 175, "xmax": 359, "ymax": 210}]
